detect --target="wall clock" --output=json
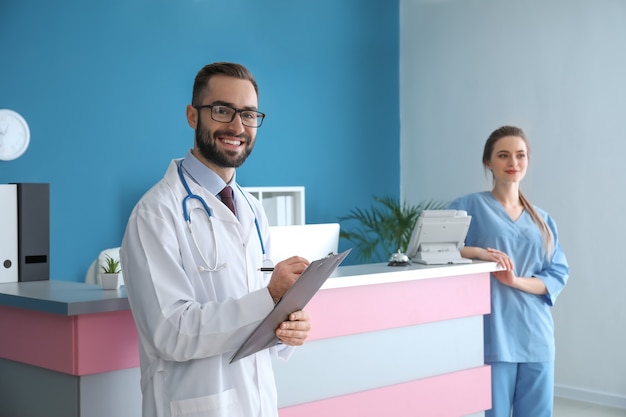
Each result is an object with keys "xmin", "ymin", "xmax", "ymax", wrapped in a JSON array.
[{"xmin": 0, "ymin": 109, "xmax": 30, "ymax": 161}]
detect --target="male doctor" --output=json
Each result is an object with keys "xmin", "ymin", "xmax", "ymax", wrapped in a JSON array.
[{"xmin": 120, "ymin": 62, "xmax": 311, "ymax": 417}]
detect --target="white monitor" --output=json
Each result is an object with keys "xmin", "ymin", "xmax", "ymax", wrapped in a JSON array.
[
  {"xmin": 406, "ymin": 210, "xmax": 472, "ymax": 265},
  {"xmin": 268, "ymin": 223, "xmax": 340, "ymax": 263}
]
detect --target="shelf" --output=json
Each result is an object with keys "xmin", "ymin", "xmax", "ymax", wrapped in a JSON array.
[{"xmin": 243, "ymin": 186, "xmax": 305, "ymax": 226}]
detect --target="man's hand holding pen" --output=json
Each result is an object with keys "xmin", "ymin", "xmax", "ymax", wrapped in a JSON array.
[
  {"xmin": 267, "ymin": 256, "xmax": 312, "ymax": 346},
  {"xmin": 267, "ymin": 256, "xmax": 309, "ymax": 302}
]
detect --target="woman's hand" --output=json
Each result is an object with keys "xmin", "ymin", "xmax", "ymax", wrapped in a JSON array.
[
  {"xmin": 464, "ymin": 247, "xmax": 547, "ymax": 294},
  {"xmin": 484, "ymin": 248, "xmax": 517, "ymax": 286},
  {"xmin": 484, "ymin": 247, "xmax": 514, "ymax": 271},
  {"xmin": 493, "ymin": 269, "xmax": 516, "ymax": 287},
  {"xmin": 463, "ymin": 246, "xmax": 517, "ymax": 287}
]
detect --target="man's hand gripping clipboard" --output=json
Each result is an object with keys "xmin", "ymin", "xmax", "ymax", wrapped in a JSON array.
[{"xmin": 230, "ymin": 249, "xmax": 351, "ymax": 363}]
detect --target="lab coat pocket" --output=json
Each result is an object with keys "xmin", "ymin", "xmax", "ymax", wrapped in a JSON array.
[{"xmin": 169, "ymin": 388, "xmax": 242, "ymax": 417}]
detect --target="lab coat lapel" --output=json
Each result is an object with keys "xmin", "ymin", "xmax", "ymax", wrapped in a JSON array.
[
  {"xmin": 210, "ymin": 195, "xmax": 239, "ymax": 224},
  {"xmin": 232, "ymin": 185, "xmax": 256, "ymax": 250},
  {"xmin": 209, "ymin": 185, "xmax": 257, "ymax": 252}
]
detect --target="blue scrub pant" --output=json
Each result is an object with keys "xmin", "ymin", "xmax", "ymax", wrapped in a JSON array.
[{"xmin": 486, "ymin": 361, "xmax": 554, "ymax": 417}]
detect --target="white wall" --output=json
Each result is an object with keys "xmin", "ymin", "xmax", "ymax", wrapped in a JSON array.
[{"xmin": 400, "ymin": 0, "xmax": 626, "ymax": 408}]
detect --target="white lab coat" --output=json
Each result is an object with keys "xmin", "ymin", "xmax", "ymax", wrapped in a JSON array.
[{"xmin": 120, "ymin": 160, "xmax": 292, "ymax": 417}]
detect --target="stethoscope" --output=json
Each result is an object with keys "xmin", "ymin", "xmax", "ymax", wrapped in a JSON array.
[{"xmin": 177, "ymin": 161, "xmax": 272, "ymax": 272}]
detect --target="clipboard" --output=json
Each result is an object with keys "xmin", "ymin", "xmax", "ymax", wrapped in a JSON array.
[{"xmin": 230, "ymin": 249, "xmax": 351, "ymax": 363}]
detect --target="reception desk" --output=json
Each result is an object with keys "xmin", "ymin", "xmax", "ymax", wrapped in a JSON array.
[
  {"xmin": 0, "ymin": 281, "xmax": 141, "ymax": 417},
  {"xmin": 0, "ymin": 261, "xmax": 497, "ymax": 417}
]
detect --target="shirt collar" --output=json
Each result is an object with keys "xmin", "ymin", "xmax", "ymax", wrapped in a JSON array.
[{"xmin": 180, "ymin": 149, "xmax": 237, "ymax": 198}]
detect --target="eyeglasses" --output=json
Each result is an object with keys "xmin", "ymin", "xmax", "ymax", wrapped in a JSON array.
[{"xmin": 195, "ymin": 104, "xmax": 265, "ymax": 128}]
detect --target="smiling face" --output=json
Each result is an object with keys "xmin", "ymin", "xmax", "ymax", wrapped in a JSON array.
[
  {"xmin": 484, "ymin": 135, "xmax": 529, "ymax": 185},
  {"xmin": 186, "ymin": 74, "xmax": 259, "ymax": 182}
]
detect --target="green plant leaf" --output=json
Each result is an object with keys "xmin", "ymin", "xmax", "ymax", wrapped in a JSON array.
[
  {"xmin": 339, "ymin": 196, "xmax": 448, "ymax": 263},
  {"xmin": 101, "ymin": 254, "xmax": 121, "ymax": 274}
]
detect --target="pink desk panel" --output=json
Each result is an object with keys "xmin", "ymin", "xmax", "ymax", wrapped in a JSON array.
[
  {"xmin": 0, "ymin": 305, "xmax": 139, "ymax": 375},
  {"xmin": 279, "ymin": 365, "xmax": 491, "ymax": 417},
  {"xmin": 306, "ymin": 272, "xmax": 490, "ymax": 341}
]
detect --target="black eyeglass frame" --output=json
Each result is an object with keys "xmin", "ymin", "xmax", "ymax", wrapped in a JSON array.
[{"xmin": 194, "ymin": 104, "xmax": 266, "ymax": 128}]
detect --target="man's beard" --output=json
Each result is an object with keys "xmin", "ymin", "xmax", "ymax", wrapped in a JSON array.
[{"xmin": 195, "ymin": 121, "xmax": 254, "ymax": 168}]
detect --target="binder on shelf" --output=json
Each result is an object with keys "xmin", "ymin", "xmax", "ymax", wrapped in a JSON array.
[
  {"xmin": 0, "ymin": 184, "xmax": 18, "ymax": 283},
  {"xmin": 243, "ymin": 186, "xmax": 305, "ymax": 226},
  {"xmin": 17, "ymin": 183, "xmax": 50, "ymax": 282},
  {"xmin": 272, "ymin": 195, "xmax": 294, "ymax": 226}
]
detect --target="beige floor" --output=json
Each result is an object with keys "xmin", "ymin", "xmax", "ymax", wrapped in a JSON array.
[{"xmin": 554, "ymin": 397, "xmax": 626, "ymax": 417}]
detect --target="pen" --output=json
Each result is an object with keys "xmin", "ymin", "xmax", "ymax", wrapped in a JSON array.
[{"xmin": 258, "ymin": 267, "xmax": 274, "ymax": 272}]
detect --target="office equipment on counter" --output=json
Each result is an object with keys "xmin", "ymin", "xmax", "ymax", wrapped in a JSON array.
[
  {"xmin": 406, "ymin": 210, "xmax": 472, "ymax": 265},
  {"xmin": 388, "ymin": 250, "xmax": 410, "ymax": 266},
  {"xmin": 230, "ymin": 249, "xmax": 351, "ymax": 363},
  {"xmin": 268, "ymin": 223, "xmax": 340, "ymax": 264},
  {"xmin": 0, "ymin": 183, "xmax": 50, "ymax": 282}
]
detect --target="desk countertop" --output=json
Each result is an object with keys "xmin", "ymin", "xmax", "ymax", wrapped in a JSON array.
[
  {"xmin": 0, "ymin": 280, "xmax": 129, "ymax": 316},
  {"xmin": 325, "ymin": 260, "xmax": 498, "ymax": 289},
  {"xmin": 0, "ymin": 261, "xmax": 498, "ymax": 317}
]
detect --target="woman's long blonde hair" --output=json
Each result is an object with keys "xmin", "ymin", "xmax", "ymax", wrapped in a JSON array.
[{"xmin": 483, "ymin": 126, "xmax": 554, "ymax": 257}]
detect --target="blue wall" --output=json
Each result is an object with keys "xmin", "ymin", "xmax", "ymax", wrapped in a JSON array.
[{"xmin": 0, "ymin": 0, "xmax": 400, "ymax": 281}]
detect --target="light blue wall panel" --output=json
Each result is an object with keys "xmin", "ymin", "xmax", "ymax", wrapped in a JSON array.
[
  {"xmin": 399, "ymin": 0, "xmax": 626, "ymax": 405},
  {"xmin": 273, "ymin": 315, "xmax": 484, "ymax": 407},
  {"xmin": 80, "ymin": 368, "xmax": 142, "ymax": 417}
]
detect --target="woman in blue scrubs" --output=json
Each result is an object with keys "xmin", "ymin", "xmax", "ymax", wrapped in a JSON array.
[{"xmin": 448, "ymin": 126, "xmax": 569, "ymax": 417}]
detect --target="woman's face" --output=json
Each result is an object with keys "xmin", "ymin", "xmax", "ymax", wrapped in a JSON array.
[{"xmin": 485, "ymin": 135, "xmax": 528, "ymax": 185}]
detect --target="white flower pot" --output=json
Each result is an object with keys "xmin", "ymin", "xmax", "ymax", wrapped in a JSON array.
[{"xmin": 101, "ymin": 273, "xmax": 121, "ymax": 290}]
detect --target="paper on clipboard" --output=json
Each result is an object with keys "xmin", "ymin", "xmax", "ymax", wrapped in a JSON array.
[{"xmin": 230, "ymin": 249, "xmax": 351, "ymax": 363}]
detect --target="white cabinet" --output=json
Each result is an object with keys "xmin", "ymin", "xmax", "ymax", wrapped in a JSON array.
[{"xmin": 243, "ymin": 186, "xmax": 305, "ymax": 226}]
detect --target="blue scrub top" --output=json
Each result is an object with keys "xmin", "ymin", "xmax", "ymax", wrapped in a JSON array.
[{"xmin": 448, "ymin": 192, "xmax": 569, "ymax": 363}]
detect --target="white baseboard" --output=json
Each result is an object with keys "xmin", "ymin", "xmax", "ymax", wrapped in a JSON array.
[{"xmin": 555, "ymin": 384, "xmax": 626, "ymax": 410}]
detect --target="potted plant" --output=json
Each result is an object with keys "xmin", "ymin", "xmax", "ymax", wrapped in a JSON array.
[
  {"xmin": 100, "ymin": 254, "xmax": 122, "ymax": 290},
  {"xmin": 339, "ymin": 195, "xmax": 448, "ymax": 263}
]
